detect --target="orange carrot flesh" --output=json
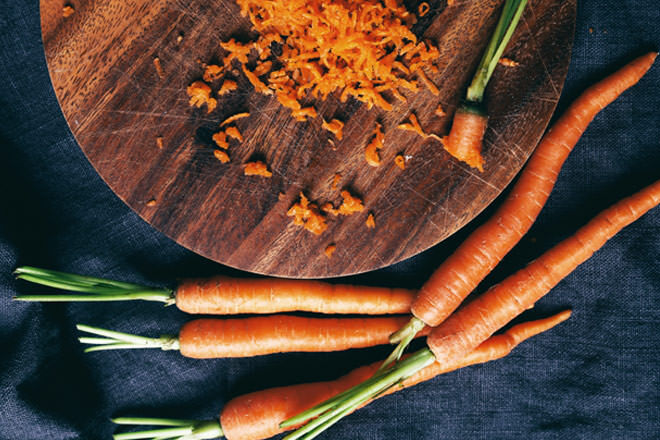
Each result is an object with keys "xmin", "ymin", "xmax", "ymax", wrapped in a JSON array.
[
  {"xmin": 427, "ymin": 179, "xmax": 660, "ymax": 365},
  {"xmin": 440, "ymin": 105, "xmax": 487, "ymax": 171},
  {"xmin": 413, "ymin": 51, "xmax": 658, "ymax": 328},
  {"xmin": 179, "ymin": 315, "xmax": 430, "ymax": 359},
  {"xmin": 219, "ymin": 311, "xmax": 570, "ymax": 440},
  {"xmin": 175, "ymin": 277, "xmax": 415, "ymax": 315}
]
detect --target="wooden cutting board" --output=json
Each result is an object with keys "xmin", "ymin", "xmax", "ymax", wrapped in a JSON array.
[{"xmin": 41, "ymin": 0, "xmax": 576, "ymax": 278}]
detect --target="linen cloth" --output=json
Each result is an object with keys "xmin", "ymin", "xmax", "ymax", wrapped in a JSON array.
[{"xmin": 0, "ymin": 1, "xmax": 658, "ymax": 439}]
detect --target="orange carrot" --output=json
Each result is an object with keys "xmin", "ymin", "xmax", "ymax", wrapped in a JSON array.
[
  {"xmin": 427, "ymin": 179, "xmax": 660, "ymax": 364},
  {"xmin": 14, "ymin": 270, "xmax": 417, "ymax": 316},
  {"xmin": 77, "ymin": 315, "xmax": 430, "ymax": 359},
  {"xmin": 113, "ymin": 312, "xmax": 570, "ymax": 440},
  {"xmin": 439, "ymin": 104, "xmax": 487, "ymax": 171},
  {"xmin": 286, "ymin": 180, "xmax": 659, "ymax": 439},
  {"xmin": 413, "ymin": 52, "xmax": 657, "ymax": 328}
]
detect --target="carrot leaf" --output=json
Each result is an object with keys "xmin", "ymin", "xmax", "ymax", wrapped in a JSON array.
[
  {"xmin": 77, "ymin": 324, "xmax": 180, "ymax": 353},
  {"xmin": 112, "ymin": 418, "xmax": 223, "ymax": 440}
]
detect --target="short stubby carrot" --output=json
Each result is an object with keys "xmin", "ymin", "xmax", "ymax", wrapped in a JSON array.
[
  {"xmin": 14, "ymin": 270, "xmax": 416, "ymax": 316},
  {"xmin": 412, "ymin": 52, "xmax": 658, "ymax": 328},
  {"xmin": 440, "ymin": 103, "xmax": 487, "ymax": 171},
  {"xmin": 77, "ymin": 316, "xmax": 430, "ymax": 359},
  {"xmin": 111, "ymin": 311, "xmax": 570, "ymax": 440},
  {"xmin": 284, "ymin": 179, "xmax": 660, "ymax": 439}
]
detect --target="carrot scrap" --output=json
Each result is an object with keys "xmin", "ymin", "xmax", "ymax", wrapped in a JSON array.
[
  {"xmin": 220, "ymin": 112, "xmax": 250, "ymax": 127},
  {"xmin": 435, "ymin": 103, "xmax": 446, "ymax": 117},
  {"xmin": 225, "ymin": 126, "xmax": 243, "ymax": 142},
  {"xmin": 213, "ymin": 149, "xmax": 230, "ymax": 163},
  {"xmin": 187, "ymin": 81, "xmax": 217, "ymax": 113},
  {"xmin": 62, "ymin": 5, "xmax": 75, "ymax": 17},
  {"xmin": 153, "ymin": 57, "xmax": 164, "ymax": 79},
  {"xmin": 331, "ymin": 173, "xmax": 341, "ymax": 191},
  {"xmin": 278, "ymin": 192, "xmax": 286, "ymax": 201},
  {"xmin": 418, "ymin": 2, "xmax": 430, "ymax": 17},
  {"xmin": 291, "ymin": 107, "xmax": 318, "ymax": 122},
  {"xmin": 242, "ymin": 65, "xmax": 273, "ymax": 95},
  {"xmin": 322, "ymin": 119, "xmax": 344, "ymax": 140},
  {"xmin": 498, "ymin": 57, "xmax": 520, "ymax": 67},
  {"xmin": 218, "ymin": 80, "xmax": 238, "ymax": 95},
  {"xmin": 394, "ymin": 154, "xmax": 406, "ymax": 170},
  {"xmin": 244, "ymin": 161, "xmax": 273, "ymax": 177},
  {"xmin": 338, "ymin": 190, "xmax": 365, "ymax": 215},
  {"xmin": 416, "ymin": 69, "xmax": 440, "ymax": 96},
  {"xmin": 365, "ymin": 122, "xmax": 385, "ymax": 167},
  {"xmin": 365, "ymin": 213, "xmax": 376, "ymax": 228},
  {"xmin": 324, "ymin": 244, "xmax": 336, "ymax": 258},
  {"xmin": 398, "ymin": 113, "xmax": 427, "ymax": 138},
  {"xmin": 203, "ymin": 65, "xmax": 224, "ymax": 82},
  {"xmin": 146, "ymin": 199, "xmax": 157, "ymax": 207},
  {"xmin": 321, "ymin": 202, "xmax": 340, "ymax": 216},
  {"xmin": 212, "ymin": 132, "xmax": 229, "ymax": 149},
  {"xmin": 176, "ymin": 33, "xmax": 184, "ymax": 44},
  {"xmin": 156, "ymin": 136, "xmax": 164, "ymax": 149},
  {"xmin": 287, "ymin": 193, "xmax": 328, "ymax": 235}
]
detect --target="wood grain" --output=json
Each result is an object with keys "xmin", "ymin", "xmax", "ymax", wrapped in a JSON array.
[{"xmin": 41, "ymin": 0, "xmax": 576, "ymax": 278}]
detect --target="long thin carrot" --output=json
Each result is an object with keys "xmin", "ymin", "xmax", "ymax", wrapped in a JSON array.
[
  {"xmin": 285, "ymin": 179, "xmax": 660, "ymax": 439},
  {"xmin": 387, "ymin": 51, "xmax": 658, "ymax": 364},
  {"xmin": 111, "ymin": 311, "xmax": 570, "ymax": 440},
  {"xmin": 13, "ymin": 269, "xmax": 416, "ymax": 315},
  {"xmin": 440, "ymin": 0, "xmax": 528, "ymax": 170},
  {"xmin": 76, "ymin": 315, "xmax": 430, "ymax": 359}
]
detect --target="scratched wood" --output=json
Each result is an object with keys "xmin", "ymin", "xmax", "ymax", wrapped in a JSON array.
[{"xmin": 41, "ymin": 0, "xmax": 576, "ymax": 278}]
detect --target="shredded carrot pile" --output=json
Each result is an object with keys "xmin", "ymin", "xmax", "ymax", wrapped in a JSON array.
[
  {"xmin": 205, "ymin": 0, "xmax": 442, "ymax": 117},
  {"xmin": 365, "ymin": 123, "xmax": 385, "ymax": 167},
  {"xmin": 244, "ymin": 161, "xmax": 273, "ymax": 177},
  {"xmin": 287, "ymin": 193, "xmax": 328, "ymax": 235}
]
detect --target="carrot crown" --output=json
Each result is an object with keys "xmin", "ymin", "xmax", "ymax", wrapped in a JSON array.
[{"xmin": 13, "ymin": 266, "xmax": 175, "ymax": 305}]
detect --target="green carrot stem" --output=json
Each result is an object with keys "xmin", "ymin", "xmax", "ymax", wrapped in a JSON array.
[
  {"xmin": 77, "ymin": 324, "xmax": 179, "ymax": 352},
  {"xmin": 13, "ymin": 266, "xmax": 175, "ymax": 305},
  {"xmin": 379, "ymin": 316, "xmax": 426, "ymax": 371},
  {"xmin": 466, "ymin": 0, "xmax": 528, "ymax": 103},
  {"xmin": 112, "ymin": 419, "xmax": 223, "ymax": 440},
  {"xmin": 282, "ymin": 348, "xmax": 436, "ymax": 440}
]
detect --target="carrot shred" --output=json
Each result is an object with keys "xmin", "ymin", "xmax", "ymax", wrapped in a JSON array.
[
  {"xmin": 291, "ymin": 107, "xmax": 318, "ymax": 122},
  {"xmin": 203, "ymin": 64, "xmax": 224, "ymax": 82},
  {"xmin": 416, "ymin": 69, "xmax": 440, "ymax": 95},
  {"xmin": 244, "ymin": 161, "xmax": 273, "ymax": 177},
  {"xmin": 322, "ymin": 119, "xmax": 344, "ymax": 140},
  {"xmin": 365, "ymin": 123, "xmax": 385, "ymax": 167},
  {"xmin": 338, "ymin": 190, "xmax": 365, "ymax": 215},
  {"xmin": 287, "ymin": 192, "xmax": 328, "ymax": 235},
  {"xmin": 62, "ymin": 5, "xmax": 75, "ymax": 17},
  {"xmin": 225, "ymin": 126, "xmax": 243, "ymax": 142},
  {"xmin": 186, "ymin": 81, "xmax": 217, "ymax": 113},
  {"xmin": 218, "ymin": 80, "xmax": 238, "ymax": 95},
  {"xmin": 398, "ymin": 113, "xmax": 427, "ymax": 138},
  {"xmin": 324, "ymin": 244, "xmax": 336, "ymax": 258},
  {"xmin": 498, "ymin": 57, "xmax": 520, "ymax": 67},
  {"xmin": 153, "ymin": 57, "xmax": 164, "ymax": 79},
  {"xmin": 365, "ymin": 213, "xmax": 376, "ymax": 228},
  {"xmin": 394, "ymin": 154, "xmax": 405, "ymax": 170},
  {"xmin": 220, "ymin": 112, "xmax": 250, "ymax": 126},
  {"xmin": 331, "ymin": 173, "xmax": 341, "ymax": 191},
  {"xmin": 213, "ymin": 149, "xmax": 230, "ymax": 163},
  {"xmin": 156, "ymin": 136, "xmax": 164, "ymax": 149},
  {"xmin": 212, "ymin": 132, "xmax": 229, "ymax": 149},
  {"xmin": 434, "ymin": 103, "xmax": 446, "ymax": 117},
  {"xmin": 418, "ymin": 2, "xmax": 430, "ymax": 17}
]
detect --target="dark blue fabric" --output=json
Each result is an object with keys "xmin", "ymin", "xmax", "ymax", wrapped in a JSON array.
[{"xmin": 1, "ymin": 1, "xmax": 658, "ymax": 439}]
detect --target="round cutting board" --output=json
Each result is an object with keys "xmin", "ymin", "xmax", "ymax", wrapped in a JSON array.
[{"xmin": 41, "ymin": 0, "xmax": 576, "ymax": 278}]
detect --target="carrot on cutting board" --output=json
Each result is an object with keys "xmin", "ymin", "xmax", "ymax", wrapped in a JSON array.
[
  {"xmin": 111, "ymin": 311, "xmax": 571, "ymax": 440},
  {"xmin": 387, "ymin": 51, "xmax": 658, "ymax": 365},
  {"xmin": 440, "ymin": 0, "xmax": 528, "ymax": 170},
  {"xmin": 13, "ymin": 268, "xmax": 416, "ymax": 315},
  {"xmin": 284, "ymin": 179, "xmax": 660, "ymax": 439},
  {"xmin": 75, "ymin": 315, "xmax": 429, "ymax": 359}
]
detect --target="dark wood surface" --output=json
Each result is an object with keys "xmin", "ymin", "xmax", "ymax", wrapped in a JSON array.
[{"xmin": 41, "ymin": 0, "xmax": 576, "ymax": 278}]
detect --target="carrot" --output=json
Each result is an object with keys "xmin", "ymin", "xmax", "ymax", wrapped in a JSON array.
[
  {"xmin": 387, "ymin": 51, "xmax": 658, "ymax": 364},
  {"xmin": 439, "ymin": 0, "xmax": 528, "ymax": 169},
  {"xmin": 13, "ymin": 269, "xmax": 416, "ymax": 316},
  {"xmin": 75, "ymin": 315, "xmax": 429, "ymax": 359},
  {"xmin": 111, "ymin": 311, "xmax": 570, "ymax": 440},
  {"xmin": 285, "ymin": 179, "xmax": 660, "ymax": 439}
]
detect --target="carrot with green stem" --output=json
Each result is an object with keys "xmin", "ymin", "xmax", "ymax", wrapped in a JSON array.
[
  {"xmin": 440, "ymin": 0, "xmax": 528, "ymax": 170},
  {"xmin": 13, "ymin": 267, "xmax": 415, "ymax": 315},
  {"xmin": 385, "ymin": 51, "xmax": 658, "ymax": 369},
  {"xmin": 110, "ymin": 310, "xmax": 571, "ymax": 440},
  {"xmin": 75, "ymin": 315, "xmax": 430, "ymax": 358},
  {"xmin": 283, "ymin": 179, "xmax": 660, "ymax": 440}
]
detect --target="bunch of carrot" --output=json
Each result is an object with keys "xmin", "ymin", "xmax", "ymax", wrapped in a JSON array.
[{"xmin": 14, "ymin": 50, "xmax": 659, "ymax": 440}]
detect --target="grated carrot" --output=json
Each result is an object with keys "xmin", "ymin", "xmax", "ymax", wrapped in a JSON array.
[
  {"xmin": 213, "ymin": 150, "xmax": 230, "ymax": 163},
  {"xmin": 220, "ymin": 113, "xmax": 250, "ymax": 127},
  {"xmin": 203, "ymin": 65, "xmax": 224, "ymax": 82},
  {"xmin": 366, "ymin": 213, "xmax": 376, "ymax": 228},
  {"xmin": 287, "ymin": 193, "xmax": 328, "ymax": 235},
  {"xmin": 418, "ymin": 2, "xmax": 430, "ymax": 17},
  {"xmin": 153, "ymin": 57, "xmax": 164, "ymax": 79},
  {"xmin": 244, "ymin": 161, "xmax": 273, "ymax": 177},
  {"xmin": 435, "ymin": 104, "xmax": 446, "ymax": 117},
  {"xmin": 291, "ymin": 107, "xmax": 318, "ymax": 122},
  {"xmin": 324, "ymin": 244, "xmax": 336, "ymax": 258},
  {"xmin": 338, "ymin": 190, "xmax": 365, "ymax": 215},
  {"xmin": 365, "ymin": 123, "xmax": 385, "ymax": 167},
  {"xmin": 398, "ymin": 113, "xmax": 428, "ymax": 138},
  {"xmin": 498, "ymin": 57, "xmax": 520, "ymax": 67},
  {"xmin": 322, "ymin": 119, "xmax": 344, "ymax": 140},
  {"xmin": 63, "ymin": 5, "xmax": 75, "ymax": 17},
  {"xmin": 218, "ymin": 80, "xmax": 238, "ymax": 95},
  {"xmin": 225, "ymin": 126, "xmax": 243, "ymax": 142},
  {"xmin": 212, "ymin": 132, "xmax": 229, "ymax": 149},
  {"xmin": 394, "ymin": 154, "xmax": 406, "ymax": 170},
  {"xmin": 187, "ymin": 81, "xmax": 217, "ymax": 113}
]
